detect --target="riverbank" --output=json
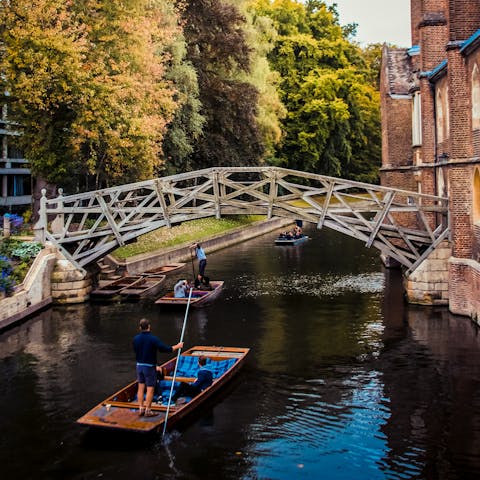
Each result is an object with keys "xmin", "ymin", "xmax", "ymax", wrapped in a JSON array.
[
  {"xmin": 106, "ymin": 217, "xmax": 292, "ymax": 275},
  {"xmin": 0, "ymin": 216, "xmax": 293, "ymax": 330}
]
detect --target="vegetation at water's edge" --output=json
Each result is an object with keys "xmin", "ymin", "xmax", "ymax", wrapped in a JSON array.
[
  {"xmin": 114, "ymin": 215, "xmax": 265, "ymax": 259},
  {"xmin": 0, "ymin": 238, "xmax": 43, "ymax": 294}
]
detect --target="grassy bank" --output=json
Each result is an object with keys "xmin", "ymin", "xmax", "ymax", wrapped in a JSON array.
[{"xmin": 114, "ymin": 215, "xmax": 265, "ymax": 259}]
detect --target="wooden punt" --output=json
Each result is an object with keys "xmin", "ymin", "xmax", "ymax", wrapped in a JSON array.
[
  {"xmin": 90, "ymin": 276, "xmax": 144, "ymax": 299},
  {"xmin": 119, "ymin": 275, "xmax": 167, "ymax": 299},
  {"xmin": 155, "ymin": 281, "xmax": 224, "ymax": 308},
  {"xmin": 76, "ymin": 345, "xmax": 249, "ymax": 433},
  {"xmin": 274, "ymin": 235, "xmax": 309, "ymax": 246},
  {"xmin": 141, "ymin": 262, "xmax": 186, "ymax": 276}
]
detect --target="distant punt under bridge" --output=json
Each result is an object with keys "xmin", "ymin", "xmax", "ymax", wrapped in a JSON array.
[{"xmin": 35, "ymin": 167, "xmax": 449, "ymax": 275}]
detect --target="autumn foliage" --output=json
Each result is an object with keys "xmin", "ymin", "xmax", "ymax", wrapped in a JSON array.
[{"xmin": 1, "ymin": 0, "xmax": 383, "ymax": 191}]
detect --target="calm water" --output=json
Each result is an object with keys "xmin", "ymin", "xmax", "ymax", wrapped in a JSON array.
[{"xmin": 1, "ymin": 226, "xmax": 480, "ymax": 480}]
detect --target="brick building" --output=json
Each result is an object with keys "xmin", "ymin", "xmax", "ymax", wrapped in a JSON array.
[{"xmin": 380, "ymin": 0, "xmax": 480, "ymax": 322}]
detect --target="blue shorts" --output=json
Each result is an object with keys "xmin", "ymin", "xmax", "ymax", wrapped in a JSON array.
[{"xmin": 136, "ymin": 364, "xmax": 156, "ymax": 387}]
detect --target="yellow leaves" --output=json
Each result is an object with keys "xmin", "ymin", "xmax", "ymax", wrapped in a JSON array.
[{"xmin": 2, "ymin": 0, "xmax": 185, "ymax": 185}]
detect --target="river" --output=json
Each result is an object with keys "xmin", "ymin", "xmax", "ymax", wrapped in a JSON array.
[{"xmin": 1, "ymin": 225, "xmax": 480, "ymax": 479}]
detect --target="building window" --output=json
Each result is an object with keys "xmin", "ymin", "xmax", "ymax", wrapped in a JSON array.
[
  {"xmin": 412, "ymin": 91, "xmax": 422, "ymax": 146},
  {"xmin": 435, "ymin": 85, "xmax": 450, "ymax": 145},
  {"xmin": 474, "ymin": 168, "xmax": 480, "ymax": 224},
  {"xmin": 436, "ymin": 88, "xmax": 444, "ymax": 144},
  {"xmin": 473, "ymin": 63, "xmax": 480, "ymax": 131}
]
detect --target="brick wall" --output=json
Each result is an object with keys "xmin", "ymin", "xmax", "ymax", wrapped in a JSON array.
[
  {"xmin": 411, "ymin": 0, "xmax": 422, "ymax": 46},
  {"xmin": 449, "ymin": 165, "xmax": 474, "ymax": 258},
  {"xmin": 419, "ymin": 79, "xmax": 437, "ymax": 166},
  {"xmin": 449, "ymin": 258, "xmax": 480, "ymax": 324},
  {"xmin": 448, "ymin": 46, "xmax": 473, "ymax": 159},
  {"xmin": 380, "ymin": 169, "xmax": 418, "ymax": 191},
  {"xmin": 448, "ymin": 0, "xmax": 480, "ymax": 41},
  {"xmin": 381, "ymin": 98, "xmax": 412, "ymax": 168}
]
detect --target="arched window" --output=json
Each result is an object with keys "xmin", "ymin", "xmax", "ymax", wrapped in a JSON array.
[
  {"xmin": 473, "ymin": 64, "xmax": 480, "ymax": 130},
  {"xmin": 436, "ymin": 87, "xmax": 445, "ymax": 144},
  {"xmin": 445, "ymin": 86, "xmax": 450, "ymax": 139},
  {"xmin": 412, "ymin": 91, "xmax": 422, "ymax": 146},
  {"xmin": 474, "ymin": 168, "xmax": 480, "ymax": 224}
]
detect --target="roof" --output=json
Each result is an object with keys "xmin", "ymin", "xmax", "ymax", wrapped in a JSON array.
[
  {"xmin": 385, "ymin": 47, "xmax": 416, "ymax": 95},
  {"xmin": 460, "ymin": 27, "xmax": 480, "ymax": 56}
]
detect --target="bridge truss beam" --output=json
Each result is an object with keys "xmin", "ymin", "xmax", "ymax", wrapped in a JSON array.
[{"xmin": 36, "ymin": 167, "xmax": 449, "ymax": 275}]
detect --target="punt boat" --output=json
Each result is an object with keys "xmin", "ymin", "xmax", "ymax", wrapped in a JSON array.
[
  {"xmin": 90, "ymin": 276, "xmax": 144, "ymax": 299},
  {"xmin": 119, "ymin": 275, "xmax": 166, "ymax": 300},
  {"xmin": 155, "ymin": 281, "xmax": 224, "ymax": 308},
  {"xmin": 274, "ymin": 235, "xmax": 309, "ymax": 246},
  {"xmin": 141, "ymin": 263, "xmax": 186, "ymax": 276},
  {"xmin": 76, "ymin": 345, "xmax": 249, "ymax": 433}
]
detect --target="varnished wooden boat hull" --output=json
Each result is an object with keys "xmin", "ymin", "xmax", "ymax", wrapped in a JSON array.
[
  {"xmin": 155, "ymin": 281, "xmax": 224, "ymax": 308},
  {"xmin": 90, "ymin": 276, "xmax": 144, "ymax": 299},
  {"xmin": 120, "ymin": 275, "xmax": 166, "ymax": 299},
  {"xmin": 142, "ymin": 263, "xmax": 186, "ymax": 276},
  {"xmin": 76, "ymin": 345, "xmax": 249, "ymax": 433}
]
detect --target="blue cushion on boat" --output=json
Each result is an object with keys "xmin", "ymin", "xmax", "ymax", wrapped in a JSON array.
[
  {"xmin": 174, "ymin": 355, "xmax": 199, "ymax": 377},
  {"xmin": 205, "ymin": 358, "xmax": 237, "ymax": 378},
  {"xmin": 173, "ymin": 356, "xmax": 237, "ymax": 379}
]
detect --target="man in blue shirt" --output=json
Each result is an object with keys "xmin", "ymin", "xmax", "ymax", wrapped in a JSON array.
[
  {"xmin": 192, "ymin": 242, "xmax": 207, "ymax": 277},
  {"xmin": 170, "ymin": 355, "xmax": 213, "ymax": 404},
  {"xmin": 133, "ymin": 318, "xmax": 183, "ymax": 417}
]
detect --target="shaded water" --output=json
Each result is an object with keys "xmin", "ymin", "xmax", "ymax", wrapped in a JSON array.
[{"xmin": 1, "ymin": 226, "xmax": 480, "ymax": 479}]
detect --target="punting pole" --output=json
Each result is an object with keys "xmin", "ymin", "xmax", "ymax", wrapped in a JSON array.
[
  {"xmin": 162, "ymin": 287, "xmax": 193, "ymax": 438},
  {"xmin": 190, "ymin": 245, "xmax": 196, "ymax": 279}
]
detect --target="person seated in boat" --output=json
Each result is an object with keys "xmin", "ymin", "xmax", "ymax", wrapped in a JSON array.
[
  {"xmin": 169, "ymin": 355, "xmax": 213, "ymax": 405},
  {"xmin": 293, "ymin": 225, "xmax": 303, "ymax": 238},
  {"xmin": 174, "ymin": 279, "xmax": 189, "ymax": 298},
  {"xmin": 194, "ymin": 274, "xmax": 213, "ymax": 291}
]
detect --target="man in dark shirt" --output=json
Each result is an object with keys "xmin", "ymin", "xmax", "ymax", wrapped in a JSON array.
[
  {"xmin": 170, "ymin": 355, "xmax": 213, "ymax": 404},
  {"xmin": 133, "ymin": 318, "xmax": 183, "ymax": 417}
]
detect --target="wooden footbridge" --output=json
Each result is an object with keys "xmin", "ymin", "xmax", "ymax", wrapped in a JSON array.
[{"xmin": 35, "ymin": 167, "xmax": 449, "ymax": 275}]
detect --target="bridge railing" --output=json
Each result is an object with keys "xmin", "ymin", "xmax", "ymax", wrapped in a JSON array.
[{"xmin": 35, "ymin": 167, "xmax": 449, "ymax": 274}]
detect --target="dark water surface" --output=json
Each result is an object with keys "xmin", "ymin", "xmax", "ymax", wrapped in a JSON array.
[{"xmin": 1, "ymin": 226, "xmax": 480, "ymax": 480}]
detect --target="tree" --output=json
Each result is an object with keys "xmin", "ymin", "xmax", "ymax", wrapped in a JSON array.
[
  {"xmin": 1, "ymin": 0, "xmax": 182, "ymax": 191},
  {"xmin": 250, "ymin": 0, "xmax": 381, "ymax": 182},
  {"xmin": 180, "ymin": 0, "xmax": 266, "ymax": 169}
]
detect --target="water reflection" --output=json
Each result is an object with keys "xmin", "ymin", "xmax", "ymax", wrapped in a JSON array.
[{"xmin": 1, "ymin": 227, "xmax": 480, "ymax": 479}]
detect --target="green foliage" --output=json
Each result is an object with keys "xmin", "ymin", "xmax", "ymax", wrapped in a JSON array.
[
  {"xmin": 11, "ymin": 242, "xmax": 42, "ymax": 260},
  {"xmin": 1, "ymin": 0, "xmax": 382, "ymax": 189},
  {"xmin": 180, "ymin": 0, "xmax": 267, "ymax": 169},
  {"xmin": 250, "ymin": 0, "xmax": 381, "ymax": 183},
  {"xmin": 1, "ymin": 0, "xmax": 183, "ymax": 190},
  {"xmin": 114, "ymin": 215, "xmax": 264, "ymax": 258},
  {"xmin": 0, "ymin": 239, "xmax": 43, "ymax": 290}
]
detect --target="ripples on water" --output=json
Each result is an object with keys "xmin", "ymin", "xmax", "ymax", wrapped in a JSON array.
[
  {"xmin": 234, "ymin": 272, "xmax": 385, "ymax": 298},
  {"xmin": 2, "ymin": 229, "xmax": 480, "ymax": 479},
  {"xmin": 248, "ymin": 369, "xmax": 425, "ymax": 480}
]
